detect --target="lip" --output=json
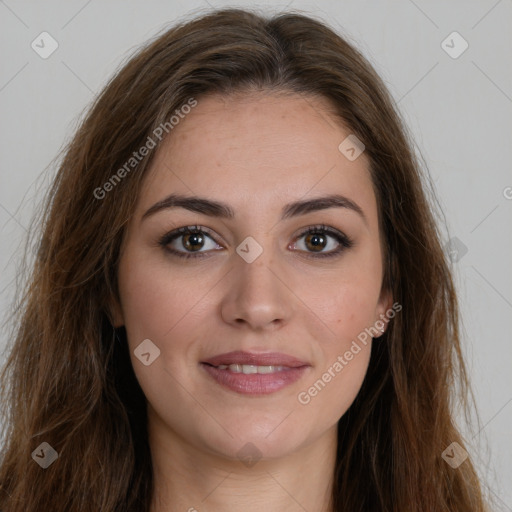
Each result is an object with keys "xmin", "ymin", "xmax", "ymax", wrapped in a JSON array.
[
  {"xmin": 201, "ymin": 350, "xmax": 309, "ymax": 368},
  {"xmin": 200, "ymin": 351, "xmax": 311, "ymax": 396}
]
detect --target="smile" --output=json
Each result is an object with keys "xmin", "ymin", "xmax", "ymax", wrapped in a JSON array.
[
  {"xmin": 215, "ymin": 364, "xmax": 287, "ymax": 374},
  {"xmin": 200, "ymin": 362, "xmax": 310, "ymax": 395}
]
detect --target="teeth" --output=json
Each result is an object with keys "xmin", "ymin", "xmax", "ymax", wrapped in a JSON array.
[{"xmin": 216, "ymin": 364, "xmax": 285, "ymax": 373}]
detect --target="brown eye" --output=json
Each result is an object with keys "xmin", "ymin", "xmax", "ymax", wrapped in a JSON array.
[
  {"xmin": 159, "ymin": 224, "xmax": 354, "ymax": 260},
  {"xmin": 159, "ymin": 225, "xmax": 222, "ymax": 259},
  {"xmin": 291, "ymin": 225, "xmax": 354, "ymax": 258},
  {"xmin": 303, "ymin": 232, "xmax": 328, "ymax": 252},
  {"xmin": 181, "ymin": 231, "xmax": 206, "ymax": 252}
]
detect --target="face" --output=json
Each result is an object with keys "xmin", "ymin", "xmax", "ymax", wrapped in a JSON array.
[{"xmin": 112, "ymin": 91, "xmax": 392, "ymax": 462}]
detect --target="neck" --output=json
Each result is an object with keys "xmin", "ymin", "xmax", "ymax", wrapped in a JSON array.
[{"xmin": 148, "ymin": 411, "xmax": 337, "ymax": 512}]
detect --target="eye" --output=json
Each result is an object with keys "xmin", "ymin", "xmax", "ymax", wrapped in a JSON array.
[
  {"xmin": 158, "ymin": 224, "xmax": 354, "ymax": 260},
  {"xmin": 158, "ymin": 225, "xmax": 222, "ymax": 259},
  {"xmin": 290, "ymin": 224, "xmax": 354, "ymax": 258}
]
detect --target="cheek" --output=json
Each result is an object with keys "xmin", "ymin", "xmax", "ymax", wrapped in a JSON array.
[
  {"xmin": 292, "ymin": 256, "xmax": 381, "ymax": 414},
  {"xmin": 297, "ymin": 343, "xmax": 371, "ymax": 430},
  {"xmin": 295, "ymin": 279, "xmax": 376, "ymax": 421},
  {"xmin": 298, "ymin": 264, "xmax": 383, "ymax": 342},
  {"xmin": 117, "ymin": 249, "xmax": 201, "ymax": 346},
  {"xmin": 117, "ymin": 249, "xmax": 217, "ymax": 397},
  {"xmin": 117, "ymin": 254, "xmax": 204, "ymax": 413}
]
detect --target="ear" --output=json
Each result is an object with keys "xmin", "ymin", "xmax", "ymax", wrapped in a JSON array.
[{"xmin": 374, "ymin": 286, "xmax": 393, "ymax": 338}]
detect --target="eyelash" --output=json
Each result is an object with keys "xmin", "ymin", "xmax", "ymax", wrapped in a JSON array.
[{"xmin": 158, "ymin": 224, "xmax": 354, "ymax": 260}]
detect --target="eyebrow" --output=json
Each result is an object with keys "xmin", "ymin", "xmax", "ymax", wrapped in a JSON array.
[{"xmin": 141, "ymin": 193, "xmax": 367, "ymax": 225}]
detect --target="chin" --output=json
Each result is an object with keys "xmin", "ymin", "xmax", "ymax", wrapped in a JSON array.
[{"xmin": 194, "ymin": 419, "xmax": 313, "ymax": 464}]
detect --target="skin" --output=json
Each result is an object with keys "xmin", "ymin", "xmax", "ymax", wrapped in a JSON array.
[{"xmin": 111, "ymin": 91, "xmax": 392, "ymax": 512}]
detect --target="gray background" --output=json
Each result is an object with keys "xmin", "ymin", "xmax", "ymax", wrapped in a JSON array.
[{"xmin": 1, "ymin": 0, "xmax": 511, "ymax": 509}]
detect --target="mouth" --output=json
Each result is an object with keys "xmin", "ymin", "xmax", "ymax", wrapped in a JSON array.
[{"xmin": 200, "ymin": 351, "xmax": 311, "ymax": 395}]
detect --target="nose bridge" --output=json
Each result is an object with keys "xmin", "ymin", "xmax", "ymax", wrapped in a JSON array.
[{"xmin": 219, "ymin": 238, "xmax": 292, "ymax": 328}]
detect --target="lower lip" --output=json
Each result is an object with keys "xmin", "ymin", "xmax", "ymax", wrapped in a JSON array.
[{"xmin": 200, "ymin": 363, "xmax": 310, "ymax": 395}]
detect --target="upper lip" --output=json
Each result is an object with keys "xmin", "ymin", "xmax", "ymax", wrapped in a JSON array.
[{"xmin": 201, "ymin": 351, "xmax": 310, "ymax": 368}]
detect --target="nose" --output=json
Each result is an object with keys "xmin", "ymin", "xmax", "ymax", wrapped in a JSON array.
[{"xmin": 219, "ymin": 250, "xmax": 293, "ymax": 331}]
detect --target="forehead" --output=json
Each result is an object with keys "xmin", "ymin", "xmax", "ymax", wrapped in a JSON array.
[{"xmin": 139, "ymin": 91, "xmax": 376, "ymax": 223}]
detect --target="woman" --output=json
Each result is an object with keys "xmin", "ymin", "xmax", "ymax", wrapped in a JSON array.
[{"xmin": 0, "ymin": 7, "xmax": 490, "ymax": 511}]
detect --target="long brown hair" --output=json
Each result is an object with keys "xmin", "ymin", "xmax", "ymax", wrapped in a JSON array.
[{"xmin": 0, "ymin": 7, "xmax": 491, "ymax": 511}]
